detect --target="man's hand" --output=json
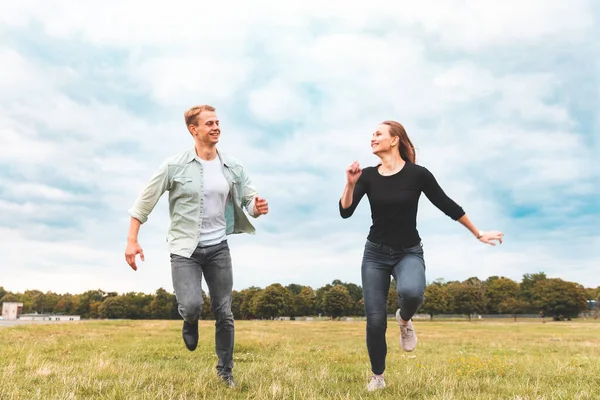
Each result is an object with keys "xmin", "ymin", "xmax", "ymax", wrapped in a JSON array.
[
  {"xmin": 125, "ymin": 240, "xmax": 145, "ymax": 271},
  {"xmin": 253, "ymin": 196, "xmax": 269, "ymax": 216}
]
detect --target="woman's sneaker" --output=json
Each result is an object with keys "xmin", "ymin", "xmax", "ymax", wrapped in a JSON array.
[
  {"xmin": 367, "ymin": 375, "xmax": 386, "ymax": 391},
  {"xmin": 396, "ymin": 309, "xmax": 417, "ymax": 352}
]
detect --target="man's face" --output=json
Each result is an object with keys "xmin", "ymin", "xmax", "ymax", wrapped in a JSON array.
[{"xmin": 189, "ymin": 111, "xmax": 220, "ymax": 144}]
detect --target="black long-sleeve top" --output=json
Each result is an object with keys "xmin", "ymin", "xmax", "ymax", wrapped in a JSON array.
[{"xmin": 339, "ymin": 162, "xmax": 465, "ymax": 248}]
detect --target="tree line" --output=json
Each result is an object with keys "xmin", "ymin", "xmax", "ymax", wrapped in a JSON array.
[{"xmin": 1, "ymin": 272, "xmax": 597, "ymax": 321}]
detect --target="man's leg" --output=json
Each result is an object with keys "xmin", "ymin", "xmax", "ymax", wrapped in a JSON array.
[
  {"xmin": 171, "ymin": 252, "xmax": 204, "ymax": 351},
  {"xmin": 202, "ymin": 240, "xmax": 235, "ymax": 384}
]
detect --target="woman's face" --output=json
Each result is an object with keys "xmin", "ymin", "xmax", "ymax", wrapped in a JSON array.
[{"xmin": 371, "ymin": 124, "xmax": 397, "ymax": 155}]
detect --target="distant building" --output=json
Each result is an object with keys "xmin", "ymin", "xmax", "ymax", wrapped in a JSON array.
[
  {"xmin": 1, "ymin": 302, "xmax": 23, "ymax": 320},
  {"xmin": 19, "ymin": 314, "xmax": 81, "ymax": 321},
  {"xmin": 1, "ymin": 302, "xmax": 81, "ymax": 322}
]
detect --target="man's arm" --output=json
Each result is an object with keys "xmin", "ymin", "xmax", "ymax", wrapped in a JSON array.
[
  {"xmin": 125, "ymin": 161, "xmax": 170, "ymax": 270},
  {"xmin": 128, "ymin": 160, "xmax": 170, "ymax": 224},
  {"xmin": 125, "ymin": 217, "xmax": 144, "ymax": 270},
  {"xmin": 239, "ymin": 165, "xmax": 268, "ymax": 217}
]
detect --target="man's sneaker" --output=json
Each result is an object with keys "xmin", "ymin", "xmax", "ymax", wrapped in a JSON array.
[
  {"xmin": 219, "ymin": 374, "xmax": 236, "ymax": 388},
  {"xmin": 367, "ymin": 375, "xmax": 386, "ymax": 391},
  {"xmin": 182, "ymin": 320, "xmax": 198, "ymax": 351},
  {"xmin": 396, "ymin": 309, "xmax": 417, "ymax": 352}
]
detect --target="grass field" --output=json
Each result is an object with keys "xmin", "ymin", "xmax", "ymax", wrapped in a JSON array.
[{"xmin": 1, "ymin": 319, "xmax": 599, "ymax": 399}]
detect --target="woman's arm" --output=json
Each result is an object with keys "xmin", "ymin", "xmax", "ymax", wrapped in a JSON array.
[
  {"xmin": 457, "ymin": 214, "xmax": 504, "ymax": 246},
  {"xmin": 422, "ymin": 167, "xmax": 504, "ymax": 245},
  {"xmin": 339, "ymin": 161, "xmax": 367, "ymax": 218}
]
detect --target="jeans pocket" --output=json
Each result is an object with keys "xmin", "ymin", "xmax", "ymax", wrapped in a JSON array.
[
  {"xmin": 365, "ymin": 240, "xmax": 382, "ymax": 250},
  {"xmin": 405, "ymin": 242, "xmax": 424, "ymax": 255}
]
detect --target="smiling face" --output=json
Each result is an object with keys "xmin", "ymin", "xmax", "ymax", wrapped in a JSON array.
[
  {"xmin": 371, "ymin": 124, "xmax": 398, "ymax": 155},
  {"xmin": 188, "ymin": 110, "xmax": 220, "ymax": 145}
]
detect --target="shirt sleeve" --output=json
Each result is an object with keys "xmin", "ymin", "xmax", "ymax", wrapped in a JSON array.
[
  {"xmin": 421, "ymin": 167, "xmax": 465, "ymax": 220},
  {"xmin": 128, "ymin": 160, "xmax": 170, "ymax": 224},
  {"xmin": 339, "ymin": 172, "xmax": 368, "ymax": 219},
  {"xmin": 239, "ymin": 164, "xmax": 259, "ymax": 218}
]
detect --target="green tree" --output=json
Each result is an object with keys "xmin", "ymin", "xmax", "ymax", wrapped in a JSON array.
[
  {"xmin": 251, "ymin": 284, "xmax": 293, "ymax": 319},
  {"xmin": 447, "ymin": 281, "xmax": 485, "ymax": 321},
  {"xmin": 331, "ymin": 280, "xmax": 363, "ymax": 302},
  {"xmin": 231, "ymin": 290, "xmax": 243, "ymax": 320},
  {"xmin": 323, "ymin": 285, "xmax": 354, "ymax": 319},
  {"xmin": 147, "ymin": 288, "xmax": 177, "ymax": 319},
  {"xmin": 0, "ymin": 287, "xmax": 7, "ymax": 301},
  {"xmin": 484, "ymin": 277, "xmax": 519, "ymax": 314},
  {"xmin": 421, "ymin": 283, "xmax": 449, "ymax": 319},
  {"xmin": 239, "ymin": 287, "xmax": 262, "ymax": 319},
  {"xmin": 121, "ymin": 292, "xmax": 153, "ymax": 319},
  {"xmin": 315, "ymin": 284, "xmax": 333, "ymax": 315},
  {"xmin": 285, "ymin": 284, "xmax": 304, "ymax": 296},
  {"xmin": 201, "ymin": 290, "xmax": 214, "ymax": 320},
  {"xmin": 520, "ymin": 272, "xmax": 547, "ymax": 306},
  {"xmin": 54, "ymin": 294, "xmax": 76, "ymax": 315},
  {"xmin": 39, "ymin": 292, "xmax": 59, "ymax": 314},
  {"xmin": 584, "ymin": 287, "xmax": 598, "ymax": 301},
  {"xmin": 295, "ymin": 287, "xmax": 316, "ymax": 316},
  {"xmin": 465, "ymin": 277, "xmax": 483, "ymax": 285},
  {"xmin": 531, "ymin": 278, "xmax": 588, "ymax": 319},
  {"xmin": 387, "ymin": 284, "xmax": 397, "ymax": 315},
  {"xmin": 498, "ymin": 298, "xmax": 530, "ymax": 321},
  {"xmin": 484, "ymin": 276, "xmax": 500, "ymax": 284},
  {"xmin": 89, "ymin": 301, "xmax": 102, "ymax": 319},
  {"xmin": 23, "ymin": 290, "xmax": 44, "ymax": 314},
  {"xmin": 75, "ymin": 290, "xmax": 105, "ymax": 319},
  {"xmin": 334, "ymin": 280, "xmax": 363, "ymax": 315},
  {"xmin": 98, "ymin": 296, "xmax": 126, "ymax": 319}
]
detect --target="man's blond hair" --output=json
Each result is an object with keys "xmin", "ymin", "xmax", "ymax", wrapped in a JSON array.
[{"xmin": 184, "ymin": 105, "xmax": 216, "ymax": 127}]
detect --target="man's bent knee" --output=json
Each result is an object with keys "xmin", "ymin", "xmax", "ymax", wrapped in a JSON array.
[{"xmin": 179, "ymin": 299, "xmax": 203, "ymax": 322}]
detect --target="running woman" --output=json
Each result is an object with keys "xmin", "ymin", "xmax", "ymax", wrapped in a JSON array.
[{"xmin": 339, "ymin": 121, "xmax": 504, "ymax": 391}]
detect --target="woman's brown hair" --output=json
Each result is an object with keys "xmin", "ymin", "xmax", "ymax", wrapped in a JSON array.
[{"xmin": 381, "ymin": 120, "xmax": 416, "ymax": 163}]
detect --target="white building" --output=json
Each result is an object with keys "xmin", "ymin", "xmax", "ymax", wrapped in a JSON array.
[
  {"xmin": 19, "ymin": 314, "xmax": 81, "ymax": 321},
  {"xmin": 1, "ymin": 302, "xmax": 23, "ymax": 320}
]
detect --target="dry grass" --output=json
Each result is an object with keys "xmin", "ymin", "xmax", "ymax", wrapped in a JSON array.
[{"xmin": 1, "ymin": 319, "xmax": 599, "ymax": 399}]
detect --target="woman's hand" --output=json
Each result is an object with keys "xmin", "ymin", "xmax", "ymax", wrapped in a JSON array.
[{"xmin": 478, "ymin": 230, "xmax": 504, "ymax": 246}]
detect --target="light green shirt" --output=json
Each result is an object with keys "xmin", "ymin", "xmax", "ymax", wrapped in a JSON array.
[{"xmin": 128, "ymin": 148, "xmax": 258, "ymax": 257}]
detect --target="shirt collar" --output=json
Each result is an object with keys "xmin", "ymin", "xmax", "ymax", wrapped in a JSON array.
[{"xmin": 185, "ymin": 148, "xmax": 231, "ymax": 167}]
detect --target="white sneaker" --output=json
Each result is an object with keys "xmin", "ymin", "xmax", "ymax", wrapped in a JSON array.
[
  {"xmin": 396, "ymin": 308, "xmax": 417, "ymax": 352},
  {"xmin": 366, "ymin": 375, "xmax": 386, "ymax": 391}
]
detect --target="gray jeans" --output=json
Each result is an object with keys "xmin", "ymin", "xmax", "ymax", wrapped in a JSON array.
[
  {"xmin": 170, "ymin": 240, "xmax": 234, "ymax": 375},
  {"xmin": 361, "ymin": 239, "xmax": 426, "ymax": 375}
]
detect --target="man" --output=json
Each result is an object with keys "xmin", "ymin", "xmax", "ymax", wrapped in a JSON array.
[{"xmin": 124, "ymin": 105, "xmax": 268, "ymax": 387}]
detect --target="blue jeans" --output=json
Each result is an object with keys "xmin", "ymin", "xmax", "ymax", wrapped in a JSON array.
[
  {"xmin": 170, "ymin": 240, "xmax": 235, "ymax": 376},
  {"xmin": 361, "ymin": 239, "xmax": 426, "ymax": 375}
]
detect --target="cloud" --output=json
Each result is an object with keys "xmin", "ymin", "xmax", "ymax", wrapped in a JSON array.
[{"xmin": 0, "ymin": 0, "xmax": 598, "ymax": 296}]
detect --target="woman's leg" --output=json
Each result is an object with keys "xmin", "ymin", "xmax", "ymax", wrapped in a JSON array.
[
  {"xmin": 361, "ymin": 242, "xmax": 393, "ymax": 375},
  {"xmin": 392, "ymin": 243, "xmax": 426, "ymax": 352},
  {"xmin": 394, "ymin": 243, "xmax": 426, "ymax": 320}
]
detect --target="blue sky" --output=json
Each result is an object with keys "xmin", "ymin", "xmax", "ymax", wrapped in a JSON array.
[{"xmin": 0, "ymin": 0, "xmax": 598, "ymax": 295}]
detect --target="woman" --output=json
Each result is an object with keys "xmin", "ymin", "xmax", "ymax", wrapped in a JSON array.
[{"xmin": 339, "ymin": 121, "xmax": 504, "ymax": 391}]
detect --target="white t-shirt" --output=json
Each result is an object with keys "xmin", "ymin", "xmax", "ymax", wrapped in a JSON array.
[{"xmin": 198, "ymin": 157, "xmax": 229, "ymax": 247}]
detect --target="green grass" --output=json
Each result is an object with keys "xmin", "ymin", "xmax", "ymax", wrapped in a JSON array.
[{"xmin": 1, "ymin": 319, "xmax": 599, "ymax": 399}]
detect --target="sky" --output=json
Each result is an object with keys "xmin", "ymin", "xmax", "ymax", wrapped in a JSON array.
[{"xmin": 1, "ymin": 1, "xmax": 599, "ymax": 295}]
